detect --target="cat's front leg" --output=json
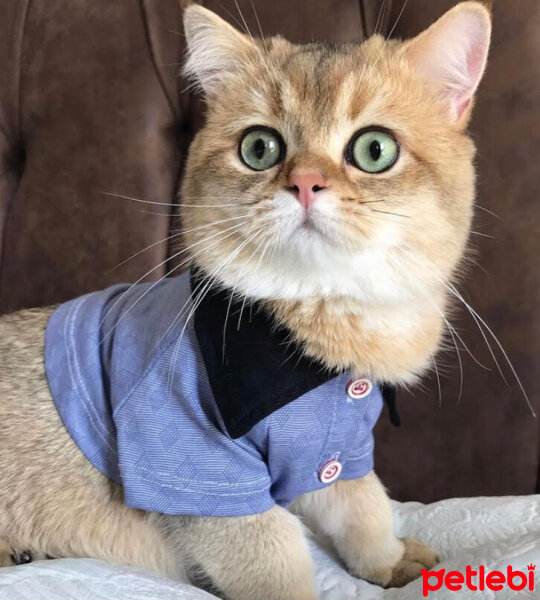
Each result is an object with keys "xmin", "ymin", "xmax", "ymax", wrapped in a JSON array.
[
  {"xmin": 160, "ymin": 505, "xmax": 317, "ymax": 600},
  {"xmin": 292, "ymin": 471, "xmax": 439, "ymax": 588}
]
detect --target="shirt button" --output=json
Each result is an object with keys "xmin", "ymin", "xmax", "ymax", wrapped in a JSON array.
[
  {"xmin": 318, "ymin": 459, "xmax": 343, "ymax": 484},
  {"xmin": 347, "ymin": 378, "xmax": 373, "ymax": 400}
]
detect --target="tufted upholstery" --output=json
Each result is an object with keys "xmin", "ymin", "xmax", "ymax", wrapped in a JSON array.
[{"xmin": 0, "ymin": 0, "xmax": 538, "ymax": 501}]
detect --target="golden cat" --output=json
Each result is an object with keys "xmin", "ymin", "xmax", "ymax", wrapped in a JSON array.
[{"xmin": 0, "ymin": 3, "xmax": 491, "ymax": 599}]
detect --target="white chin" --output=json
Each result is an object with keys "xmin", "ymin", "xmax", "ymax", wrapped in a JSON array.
[
  {"xmin": 209, "ymin": 196, "xmax": 410, "ymax": 303},
  {"xmin": 215, "ymin": 240, "xmax": 409, "ymax": 304}
]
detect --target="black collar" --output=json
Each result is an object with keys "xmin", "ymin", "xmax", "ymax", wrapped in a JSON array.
[{"xmin": 191, "ymin": 269, "xmax": 400, "ymax": 438}]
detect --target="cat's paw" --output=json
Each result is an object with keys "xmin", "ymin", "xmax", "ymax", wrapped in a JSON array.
[
  {"xmin": 1, "ymin": 546, "xmax": 53, "ymax": 567},
  {"xmin": 384, "ymin": 537, "xmax": 439, "ymax": 588},
  {"xmin": 0, "ymin": 543, "xmax": 33, "ymax": 567},
  {"xmin": 10, "ymin": 549, "xmax": 34, "ymax": 565},
  {"xmin": 352, "ymin": 537, "xmax": 439, "ymax": 588}
]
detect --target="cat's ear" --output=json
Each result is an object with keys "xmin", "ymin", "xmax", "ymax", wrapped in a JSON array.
[
  {"xmin": 183, "ymin": 4, "xmax": 255, "ymax": 97},
  {"xmin": 404, "ymin": 1, "xmax": 492, "ymax": 125}
]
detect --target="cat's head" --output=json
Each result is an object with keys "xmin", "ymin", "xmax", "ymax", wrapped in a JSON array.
[{"xmin": 181, "ymin": 2, "xmax": 491, "ymax": 306}]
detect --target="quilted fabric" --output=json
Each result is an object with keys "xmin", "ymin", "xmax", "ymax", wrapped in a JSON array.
[{"xmin": 44, "ymin": 270, "xmax": 383, "ymax": 517}]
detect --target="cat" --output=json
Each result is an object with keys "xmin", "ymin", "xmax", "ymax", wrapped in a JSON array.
[{"xmin": 0, "ymin": 2, "xmax": 492, "ymax": 599}]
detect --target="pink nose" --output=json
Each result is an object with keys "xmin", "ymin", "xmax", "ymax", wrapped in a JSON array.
[{"xmin": 287, "ymin": 172, "xmax": 328, "ymax": 209}]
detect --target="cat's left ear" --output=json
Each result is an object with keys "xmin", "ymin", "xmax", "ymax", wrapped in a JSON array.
[
  {"xmin": 183, "ymin": 4, "xmax": 255, "ymax": 98},
  {"xmin": 404, "ymin": 1, "xmax": 492, "ymax": 126}
]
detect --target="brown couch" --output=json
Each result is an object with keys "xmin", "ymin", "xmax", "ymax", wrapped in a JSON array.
[{"xmin": 1, "ymin": 0, "xmax": 538, "ymax": 502}]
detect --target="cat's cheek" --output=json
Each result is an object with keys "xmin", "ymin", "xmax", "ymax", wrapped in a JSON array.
[{"xmin": 368, "ymin": 220, "xmax": 404, "ymax": 251}]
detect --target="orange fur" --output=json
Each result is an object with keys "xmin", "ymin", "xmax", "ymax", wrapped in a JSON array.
[
  {"xmin": 0, "ymin": 5, "xmax": 492, "ymax": 598},
  {"xmin": 181, "ymin": 3, "xmax": 490, "ymax": 383}
]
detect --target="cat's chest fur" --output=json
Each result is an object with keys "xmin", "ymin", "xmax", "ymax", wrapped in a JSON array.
[{"xmin": 269, "ymin": 295, "xmax": 444, "ymax": 385}]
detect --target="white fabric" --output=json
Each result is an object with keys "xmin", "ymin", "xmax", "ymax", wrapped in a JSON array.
[{"xmin": 1, "ymin": 496, "xmax": 538, "ymax": 599}]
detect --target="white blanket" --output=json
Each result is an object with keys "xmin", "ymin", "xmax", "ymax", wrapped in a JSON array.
[{"xmin": 1, "ymin": 496, "xmax": 539, "ymax": 599}]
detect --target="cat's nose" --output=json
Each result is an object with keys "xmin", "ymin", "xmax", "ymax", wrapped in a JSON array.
[{"xmin": 287, "ymin": 172, "xmax": 328, "ymax": 209}]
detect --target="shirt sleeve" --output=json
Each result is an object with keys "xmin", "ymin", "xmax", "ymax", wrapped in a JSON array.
[
  {"xmin": 339, "ymin": 430, "xmax": 375, "ymax": 481},
  {"xmin": 116, "ymin": 395, "xmax": 276, "ymax": 517},
  {"xmin": 113, "ymin": 332, "xmax": 276, "ymax": 518}
]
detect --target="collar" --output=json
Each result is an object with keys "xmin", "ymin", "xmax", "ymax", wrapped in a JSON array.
[{"xmin": 191, "ymin": 269, "xmax": 400, "ymax": 438}]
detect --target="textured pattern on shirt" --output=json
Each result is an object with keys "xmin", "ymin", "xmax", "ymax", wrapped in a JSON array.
[{"xmin": 45, "ymin": 271, "xmax": 383, "ymax": 516}]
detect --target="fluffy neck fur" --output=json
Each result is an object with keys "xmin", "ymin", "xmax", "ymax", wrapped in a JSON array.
[{"xmin": 266, "ymin": 293, "xmax": 444, "ymax": 384}]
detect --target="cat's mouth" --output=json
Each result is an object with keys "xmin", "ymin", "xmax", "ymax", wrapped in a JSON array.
[
  {"xmin": 298, "ymin": 212, "xmax": 326, "ymax": 237},
  {"xmin": 301, "ymin": 214, "xmax": 317, "ymax": 232}
]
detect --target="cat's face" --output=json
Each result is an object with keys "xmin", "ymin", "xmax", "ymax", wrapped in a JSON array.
[{"xmin": 181, "ymin": 2, "xmax": 491, "ymax": 305}]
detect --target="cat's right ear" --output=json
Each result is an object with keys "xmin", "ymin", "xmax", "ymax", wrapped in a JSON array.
[{"xmin": 183, "ymin": 4, "xmax": 255, "ymax": 97}]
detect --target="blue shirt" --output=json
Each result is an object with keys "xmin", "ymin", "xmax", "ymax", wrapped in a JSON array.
[{"xmin": 45, "ymin": 270, "xmax": 384, "ymax": 517}]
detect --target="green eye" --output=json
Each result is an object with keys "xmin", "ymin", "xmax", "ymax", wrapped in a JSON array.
[
  {"xmin": 348, "ymin": 128, "xmax": 399, "ymax": 173},
  {"xmin": 239, "ymin": 127, "xmax": 285, "ymax": 171}
]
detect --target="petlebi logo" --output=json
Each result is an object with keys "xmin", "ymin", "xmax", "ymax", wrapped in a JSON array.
[{"xmin": 421, "ymin": 564, "xmax": 535, "ymax": 597}]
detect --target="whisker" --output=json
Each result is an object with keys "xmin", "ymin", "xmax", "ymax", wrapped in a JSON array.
[
  {"xmin": 100, "ymin": 190, "xmax": 259, "ymax": 209},
  {"xmin": 223, "ymin": 229, "xmax": 273, "ymax": 355},
  {"xmin": 374, "ymin": 0, "xmax": 389, "ymax": 35},
  {"xmin": 412, "ymin": 254, "xmax": 535, "ymax": 417},
  {"xmin": 181, "ymin": 203, "xmax": 252, "ymax": 207},
  {"xmin": 476, "ymin": 205, "xmax": 500, "ymax": 219},
  {"xmin": 446, "ymin": 281, "xmax": 536, "ymax": 417},
  {"xmin": 236, "ymin": 230, "xmax": 274, "ymax": 331},
  {"xmin": 248, "ymin": 0, "xmax": 268, "ymax": 53},
  {"xmin": 445, "ymin": 319, "xmax": 465, "ymax": 403},
  {"xmin": 112, "ymin": 214, "xmax": 252, "ymax": 271},
  {"xmin": 386, "ymin": 0, "xmax": 410, "ymax": 42},
  {"xmin": 467, "ymin": 256, "xmax": 489, "ymax": 276},
  {"xmin": 403, "ymin": 269, "xmax": 476, "ymax": 401},
  {"xmin": 212, "ymin": 0, "xmax": 249, "ymax": 32},
  {"xmin": 431, "ymin": 354, "xmax": 443, "ymax": 407},
  {"xmin": 435, "ymin": 299, "xmax": 488, "ymax": 371},
  {"xmin": 100, "ymin": 191, "xmax": 175, "ymax": 207},
  {"xmin": 137, "ymin": 210, "xmax": 175, "ymax": 216},
  {"xmin": 233, "ymin": 0, "xmax": 253, "ymax": 38},
  {"xmin": 167, "ymin": 224, "xmax": 267, "ymax": 391},
  {"xmin": 222, "ymin": 283, "xmax": 240, "ymax": 364},
  {"xmin": 99, "ymin": 221, "xmax": 249, "ymax": 341},
  {"xmin": 231, "ymin": 0, "xmax": 279, "ymax": 98},
  {"xmin": 149, "ymin": 222, "xmax": 267, "ymax": 362},
  {"xmin": 402, "ymin": 252, "xmax": 491, "ymax": 370},
  {"xmin": 347, "ymin": 198, "xmax": 387, "ymax": 205},
  {"xmin": 437, "ymin": 278, "xmax": 511, "ymax": 388},
  {"xmin": 113, "ymin": 232, "xmax": 183, "ymax": 271},
  {"xmin": 372, "ymin": 0, "xmax": 410, "ymax": 68},
  {"xmin": 371, "ymin": 209, "xmax": 410, "ymax": 218},
  {"xmin": 471, "ymin": 231, "xmax": 495, "ymax": 239}
]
